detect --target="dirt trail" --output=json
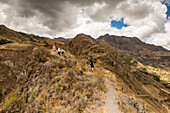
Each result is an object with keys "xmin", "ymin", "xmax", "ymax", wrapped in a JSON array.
[
  {"xmin": 83, "ymin": 68, "xmax": 119, "ymax": 113},
  {"xmin": 105, "ymin": 78, "xmax": 119, "ymax": 113}
]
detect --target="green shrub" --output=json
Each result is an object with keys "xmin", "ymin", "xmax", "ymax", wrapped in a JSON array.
[
  {"xmin": 120, "ymin": 56, "xmax": 135, "ymax": 66},
  {"xmin": 55, "ymin": 83, "xmax": 60, "ymax": 92},
  {"xmin": 29, "ymin": 38, "xmax": 36, "ymax": 42},
  {"xmin": 0, "ymin": 39, "xmax": 12, "ymax": 45}
]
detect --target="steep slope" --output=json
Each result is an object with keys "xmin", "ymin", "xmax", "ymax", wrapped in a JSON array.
[
  {"xmin": 0, "ymin": 25, "xmax": 63, "ymax": 104},
  {"xmin": 0, "ymin": 25, "xmax": 62, "ymax": 49},
  {"xmin": 0, "ymin": 46, "xmax": 34, "ymax": 102},
  {"xmin": 67, "ymin": 34, "xmax": 170, "ymax": 112},
  {"xmin": 98, "ymin": 34, "xmax": 168, "ymax": 52},
  {"xmin": 0, "ymin": 47, "xmax": 106, "ymax": 112},
  {"xmin": 97, "ymin": 34, "xmax": 170, "ymax": 69},
  {"xmin": 0, "ymin": 25, "xmax": 29, "ymax": 42}
]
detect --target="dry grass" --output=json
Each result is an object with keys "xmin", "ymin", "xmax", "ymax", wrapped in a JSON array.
[
  {"xmin": 0, "ymin": 42, "xmax": 32, "ymax": 50},
  {"xmin": 1, "ymin": 49, "xmax": 106, "ymax": 113},
  {"xmin": 33, "ymin": 47, "xmax": 52, "ymax": 63},
  {"xmin": 67, "ymin": 34, "xmax": 169, "ymax": 112},
  {"xmin": 136, "ymin": 61, "xmax": 170, "ymax": 84}
]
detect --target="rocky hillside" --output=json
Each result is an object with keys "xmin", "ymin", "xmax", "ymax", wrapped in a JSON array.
[
  {"xmin": 0, "ymin": 25, "xmax": 29, "ymax": 42},
  {"xmin": 0, "ymin": 25, "xmax": 63, "ymax": 107},
  {"xmin": 0, "ymin": 46, "xmax": 34, "ymax": 102},
  {"xmin": 97, "ymin": 34, "xmax": 170, "ymax": 69},
  {"xmin": 0, "ymin": 25, "xmax": 63, "ymax": 49},
  {"xmin": 98, "ymin": 34, "xmax": 168, "ymax": 52},
  {"xmin": 55, "ymin": 37, "xmax": 72, "ymax": 44},
  {"xmin": 0, "ymin": 47, "xmax": 107, "ymax": 112},
  {"xmin": 54, "ymin": 33, "xmax": 170, "ymax": 70}
]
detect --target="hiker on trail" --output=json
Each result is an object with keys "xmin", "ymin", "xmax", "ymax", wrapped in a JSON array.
[
  {"xmin": 61, "ymin": 49, "xmax": 65, "ymax": 55},
  {"xmin": 52, "ymin": 45, "xmax": 56, "ymax": 52},
  {"xmin": 58, "ymin": 47, "xmax": 61, "ymax": 56},
  {"xmin": 90, "ymin": 59, "xmax": 94, "ymax": 72}
]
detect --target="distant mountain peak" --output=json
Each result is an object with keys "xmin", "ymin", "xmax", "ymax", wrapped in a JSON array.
[
  {"xmin": 75, "ymin": 33, "xmax": 88, "ymax": 37},
  {"xmin": 104, "ymin": 33, "xmax": 110, "ymax": 36},
  {"xmin": 74, "ymin": 33, "xmax": 98, "ymax": 44},
  {"xmin": 57, "ymin": 37, "xmax": 64, "ymax": 39},
  {"xmin": 97, "ymin": 34, "xmax": 169, "ymax": 52}
]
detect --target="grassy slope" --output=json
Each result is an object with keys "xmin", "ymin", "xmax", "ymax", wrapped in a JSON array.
[
  {"xmin": 0, "ymin": 47, "xmax": 106, "ymax": 112},
  {"xmin": 97, "ymin": 36, "xmax": 170, "ymax": 70},
  {"xmin": 67, "ymin": 34, "xmax": 170, "ymax": 112}
]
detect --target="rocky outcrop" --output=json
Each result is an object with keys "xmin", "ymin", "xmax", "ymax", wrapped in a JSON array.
[{"xmin": 118, "ymin": 95, "xmax": 146, "ymax": 113}]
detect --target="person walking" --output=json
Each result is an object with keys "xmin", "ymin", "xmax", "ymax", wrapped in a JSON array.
[
  {"xmin": 58, "ymin": 47, "xmax": 61, "ymax": 56},
  {"xmin": 90, "ymin": 59, "xmax": 94, "ymax": 72},
  {"xmin": 61, "ymin": 49, "xmax": 65, "ymax": 55},
  {"xmin": 52, "ymin": 45, "xmax": 56, "ymax": 52}
]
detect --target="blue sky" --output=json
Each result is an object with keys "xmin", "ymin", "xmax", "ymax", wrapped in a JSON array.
[
  {"xmin": 162, "ymin": 1, "xmax": 170, "ymax": 19},
  {"xmin": 110, "ymin": 18, "xmax": 129, "ymax": 29},
  {"xmin": 110, "ymin": 1, "xmax": 170, "ymax": 30},
  {"xmin": 50, "ymin": 36, "xmax": 56, "ymax": 38}
]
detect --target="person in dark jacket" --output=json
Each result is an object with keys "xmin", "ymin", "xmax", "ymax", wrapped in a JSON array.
[{"xmin": 90, "ymin": 59, "xmax": 94, "ymax": 72}]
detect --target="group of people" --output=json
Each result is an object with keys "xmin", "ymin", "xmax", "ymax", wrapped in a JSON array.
[
  {"xmin": 52, "ymin": 45, "xmax": 64, "ymax": 56},
  {"xmin": 52, "ymin": 45, "xmax": 94, "ymax": 72}
]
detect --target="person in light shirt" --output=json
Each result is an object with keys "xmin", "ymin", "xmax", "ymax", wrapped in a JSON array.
[{"xmin": 58, "ymin": 47, "xmax": 61, "ymax": 56}]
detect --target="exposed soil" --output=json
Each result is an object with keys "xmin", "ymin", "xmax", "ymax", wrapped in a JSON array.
[{"xmin": 105, "ymin": 78, "xmax": 119, "ymax": 113}]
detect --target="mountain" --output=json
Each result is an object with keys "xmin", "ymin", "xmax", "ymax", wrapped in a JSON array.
[
  {"xmin": 0, "ymin": 25, "xmax": 63, "ymax": 106},
  {"xmin": 97, "ymin": 34, "xmax": 170, "ymax": 69},
  {"xmin": 55, "ymin": 33, "xmax": 170, "ymax": 69},
  {"xmin": 55, "ymin": 37, "xmax": 72, "ymax": 44},
  {"xmin": 0, "ymin": 25, "xmax": 29, "ymax": 42},
  {"xmin": 0, "ymin": 26, "xmax": 170, "ymax": 112},
  {"xmin": 0, "ymin": 25, "xmax": 63, "ymax": 49},
  {"xmin": 98, "ymin": 34, "xmax": 168, "ymax": 52}
]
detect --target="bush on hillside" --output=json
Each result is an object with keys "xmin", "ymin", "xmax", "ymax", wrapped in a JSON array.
[
  {"xmin": 0, "ymin": 39, "xmax": 12, "ymax": 45},
  {"xmin": 33, "ymin": 47, "xmax": 51, "ymax": 63}
]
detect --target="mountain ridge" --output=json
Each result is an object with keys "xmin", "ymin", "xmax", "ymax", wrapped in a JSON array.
[
  {"xmin": 1, "ymin": 24, "xmax": 169, "ymax": 51},
  {"xmin": 97, "ymin": 34, "xmax": 169, "ymax": 52}
]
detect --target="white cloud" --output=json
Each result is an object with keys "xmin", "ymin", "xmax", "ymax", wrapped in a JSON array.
[
  {"xmin": 0, "ymin": 0, "xmax": 170, "ymax": 49},
  {"xmin": 0, "ymin": 2, "xmax": 8, "ymax": 24},
  {"xmin": 146, "ymin": 20, "xmax": 170, "ymax": 50}
]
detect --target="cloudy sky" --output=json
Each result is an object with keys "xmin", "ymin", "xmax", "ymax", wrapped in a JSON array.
[{"xmin": 0, "ymin": 0, "xmax": 170, "ymax": 50}]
